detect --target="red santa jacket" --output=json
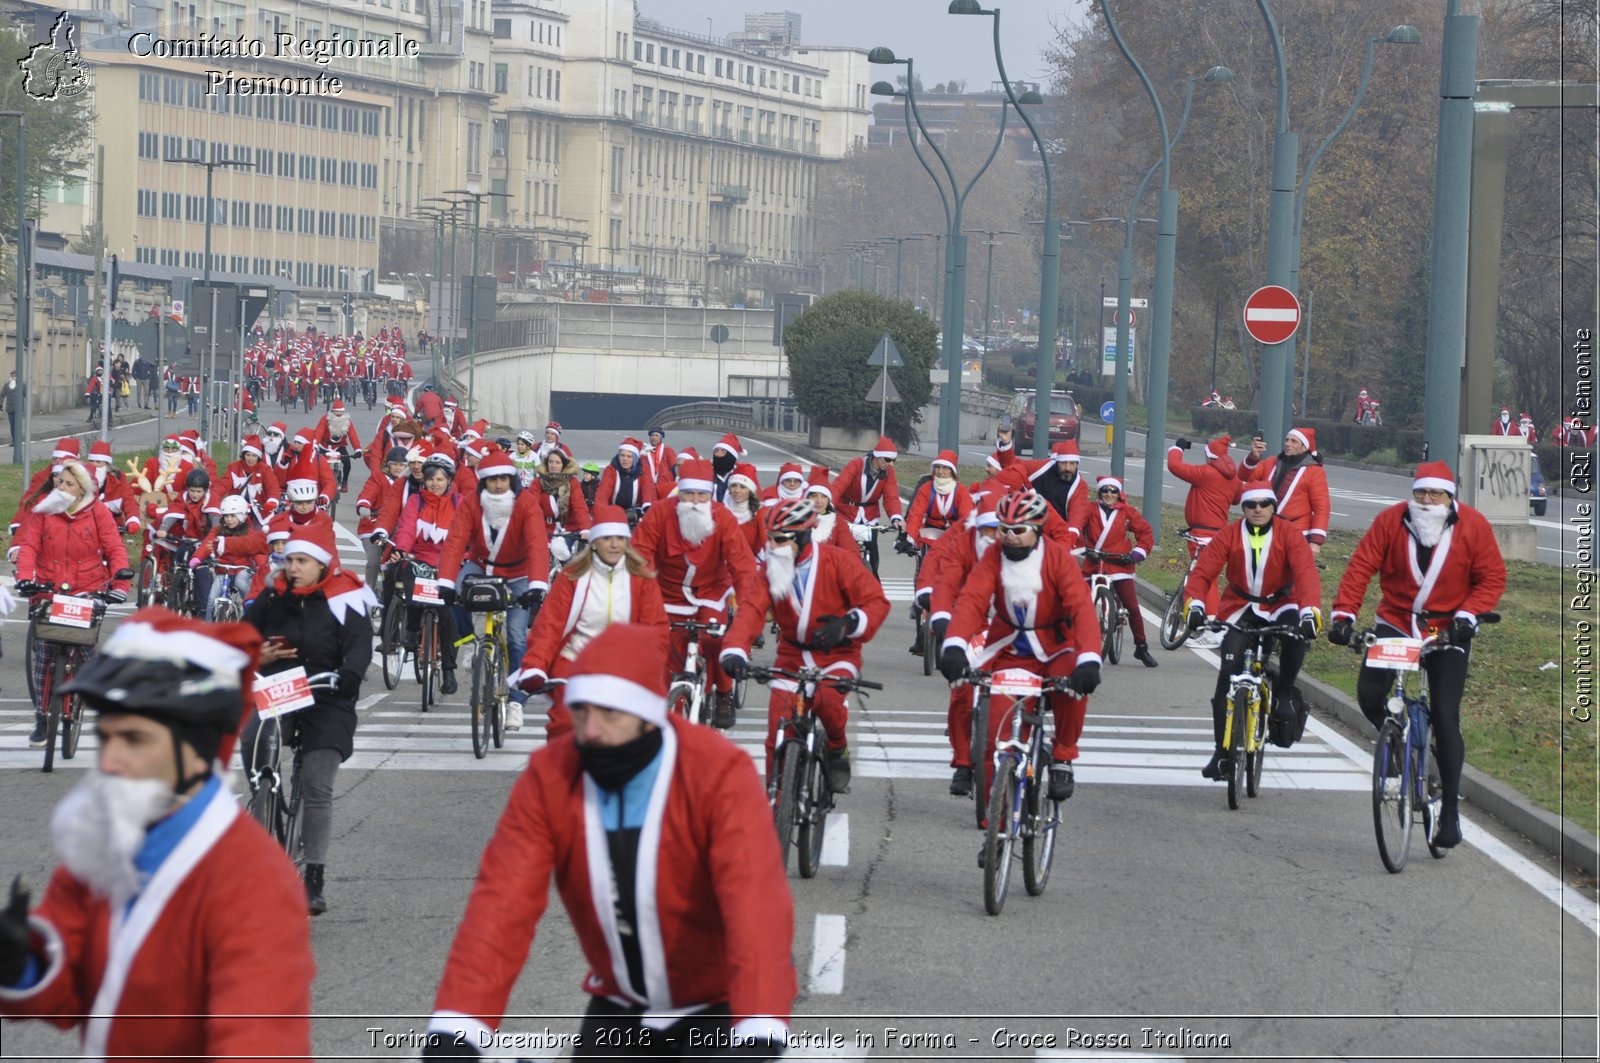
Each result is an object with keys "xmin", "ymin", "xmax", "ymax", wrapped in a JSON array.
[
  {"xmin": 15, "ymin": 500, "xmax": 131, "ymax": 595},
  {"xmin": 286, "ymin": 448, "xmax": 339, "ymax": 507},
  {"xmin": 921, "ymin": 522, "xmax": 992, "ymax": 623},
  {"xmin": 945, "ymin": 537, "xmax": 1099, "ymax": 669},
  {"xmin": 0, "ymin": 785, "xmax": 313, "ymax": 1060},
  {"xmin": 393, "ymin": 489, "xmax": 462, "ymax": 569},
  {"xmin": 1080, "ymin": 500, "xmax": 1153, "ymax": 579},
  {"xmin": 904, "ymin": 480, "xmax": 974, "ymax": 544},
  {"xmin": 1332, "ymin": 500, "xmax": 1506, "ymax": 637},
  {"xmin": 992, "ymin": 460, "xmax": 1092, "ymax": 544},
  {"xmin": 631, "ymin": 501, "xmax": 762, "ymax": 616},
  {"xmin": 224, "ymin": 460, "xmax": 281, "ymax": 521},
  {"xmin": 356, "ymin": 470, "xmax": 398, "ymax": 539},
  {"xmin": 1167, "ymin": 446, "xmax": 1238, "ymax": 534},
  {"xmin": 1185, "ymin": 516, "xmax": 1323, "ymax": 624},
  {"xmin": 192, "ymin": 524, "xmax": 271, "ymax": 597},
  {"xmin": 313, "ymin": 414, "xmax": 363, "ymax": 454},
  {"xmin": 96, "ymin": 471, "xmax": 145, "ymax": 535},
  {"xmin": 831, "ymin": 458, "xmax": 903, "ymax": 523},
  {"xmin": 644, "ymin": 443, "xmax": 678, "ymax": 492},
  {"xmin": 597, "ymin": 464, "xmax": 658, "ymax": 511},
  {"xmin": 1238, "ymin": 454, "xmax": 1332, "ymax": 544},
  {"xmin": 517, "ymin": 563, "xmax": 668, "ymax": 680},
  {"xmin": 438, "ymin": 487, "xmax": 552, "ymax": 591},
  {"xmin": 375, "ymin": 474, "xmax": 426, "ymax": 537},
  {"xmin": 428, "ymin": 719, "xmax": 795, "ymax": 1044},
  {"xmin": 724, "ymin": 542, "xmax": 890, "ymax": 674}
]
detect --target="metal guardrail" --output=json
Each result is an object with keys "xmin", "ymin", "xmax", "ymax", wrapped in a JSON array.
[{"xmin": 648, "ymin": 398, "xmax": 810, "ymax": 436}]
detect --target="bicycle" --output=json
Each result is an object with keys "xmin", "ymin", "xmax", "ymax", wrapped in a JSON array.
[
  {"xmin": 362, "ymin": 378, "xmax": 378, "ymax": 409},
  {"xmin": 245, "ymin": 670, "xmax": 341, "ymax": 871},
  {"xmin": 198, "ymin": 558, "xmax": 252, "ymax": 623},
  {"xmin": 897, "ymin": 537, "xmax": 935, "ymax": 676},
  {"xmin": 667, "ymin": 618, "xmax": 724, "ymax": 726},
  {"xmin": 19, "ymin": 578, "xmax": 123, "ymax": 773},
  {"xmin": 1080, "ymin": 549, "xmax": 1132, "ymax": 665},
  {"xmin": 1203, "ymin": 620, "xmax": 1307, "ymax": 811},
  {"xmin": 461, "ymin": 574, "xmax": 512, "ymax": 758},
  {"xmin": 155, "ymin": 536, "xmax": 201, "ymax": 616},
  {"xmin": 1355, "ymin": 614, "xmax": 1498, "ymax": 872},
  {"xmin": 848, "ymin": 519, "xmax": 893, "ymax": 574},
  {"xmin": 319, "ymin": 445, "xmax": 359, "ymax": 522},
  {"xmin": 748, "ymin": 665, "xmax": 882, "ymax": 878},
  {"xmin": 964, "ymin": 666, "xmax": 1078, "ymax": 915},
  {"xmin": 1159, "ymin": 529, "xmax": 1211, "ymax": 651}
]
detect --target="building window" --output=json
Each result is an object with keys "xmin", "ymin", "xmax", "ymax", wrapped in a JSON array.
[
  {"xmin": 466, "ymin": 122, "xmax": 482, "ymax": 174},
  {"xmin": 492, "ymin": 17, "xmax": 510, "ymax": 38},
  {"xmin": 492, "ymin": 118, "xmax": 508, "ymax": 157},
  {"xmin": 493, "ymin": 63, "xmax": 507, "ymax": 94}
]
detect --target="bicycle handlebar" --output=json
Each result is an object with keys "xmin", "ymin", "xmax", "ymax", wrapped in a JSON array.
[
  {"xmin": 1351, "ymin": 612, "xmax": 1499, "ymax": 653},
  {"xmin": 669, "ymin": 618, "xmax": 726, "ymax": 637},
  {"xmin": 747, "ymin": 665, "xmax": 883, "ymax": 691},
  {"xmin": 963, "ymin": 669, "xmax": 1083, "ymax": 696},
  {"xmin": 1081, "ymin": 549, "xmax": 1137, "ymax": 565},
  {"xmin": 1203, "ymin": 620, "xmax": 1309, "ymax": 642}
]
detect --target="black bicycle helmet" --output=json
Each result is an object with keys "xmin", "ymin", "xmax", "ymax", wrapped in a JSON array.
[{"xmin": 185, "ymin": 468, "xmax": 211, "ymax": 491}]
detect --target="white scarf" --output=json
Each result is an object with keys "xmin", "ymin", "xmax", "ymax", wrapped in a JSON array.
[
  {"xmin": 933, "ymin": 476, "xmax": 957, "ymax": 497},
  {"xmin": 677, "ymin": 500, "xmax": 714, "ymax": 545},
  {"xmin": 766, "ymin": 541, "xmax": 798, "ymax": 602},
  {"xmin": 999, "ymin": 542, "xmax": 1045, "ymax": 610},
  {"xmin": 51, "ymin": 771, "xmax": 174, "ymax": 908},
  {"xmin": 1407, "ymin": 500, "xmax": 1450, "ymax": 548},
  {"xmin": 974, "ymin": 532, "xmax": 995, "ymax": 560},
  {"xmin": 777, "ymin": 481, "xmax": 804, "ymax": 501},
  {"xmin": 815, "ymin": 510, "xmax": 837, "ymax": 543}
]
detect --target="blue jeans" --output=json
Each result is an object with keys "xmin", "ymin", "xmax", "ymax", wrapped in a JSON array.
[
  {"xmin": 193, "ymin": 567, "xmax": 252, "ymax": 620},
  {"xmin": 454, "ymin": 561, "xmax": 531, "ymax": 704}
]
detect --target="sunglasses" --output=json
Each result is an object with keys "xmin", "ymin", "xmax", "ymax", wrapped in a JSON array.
[
  {"xmin": 768, "ymin": 532, "xmax": 800, "ymax": 543},
  {"xmin": 1241, "ymin": 500, "xmax": 1275, "ymax": 511},
  {"xmin": 998, "ymin": 523, "xmax": 1036, "ymax": 536}
]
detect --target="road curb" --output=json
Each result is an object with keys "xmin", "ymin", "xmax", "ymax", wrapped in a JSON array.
[{"xmin": 1130, "ymin": 575, "xmax": 1600, "ymax": 877}]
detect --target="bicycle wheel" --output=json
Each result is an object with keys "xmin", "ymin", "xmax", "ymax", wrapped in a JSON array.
[
  {"xmin": 1246, "ymin": 689, "xmax": 1267, "ymax": 798},
  {"xmin": 1421, "ymin": 736, "xmax": 1447, "ymax": 861},
  {"xmin": 970, "ymin": 694, "xmax": 990, "ymax": 829},
  {"xmin": 1159, "ymin": 588, "xmax": 1190, "ymax": 650},
  {"xmin": 283, "ymin": 759, "xmax": 306, "ymax": 870},
  {"xmin": 1112, "ymin": 608, "xmax": 1126, "ymax": 664},
  {"xmin": 246, "ymin": 724, "xmax": 286, "ymax": 841},
  {"xmin": 24, "ymin": 616, "xmax": 37, "ymax": 705},
  {"xmin": 731, "ymin": 674, "xmax": 748, "ymax": 712},
  {"xmin": 796, "ymin": 753, "xmax": 829, "ymax": 880},
  {"xmin": 982, "ymin": 759, "xmax": 1018, "ymax": 915},
  {"xmin": 921, "ymin": 614, "xmax": 935, "ymax": 677},
  {"xmin": 214, "ymin": 595, "xmax": 241, "ymax": 624},
  {"xmin": 772, "ymin": 743, "xmax": 801, "ymax": 874},
  {"xmin": 418, "ymin": 610, "xmax": 436, "ymax": 712},
  {"xmin": 327, "ymin": 486, "xmax": 340, "ymax": 522},
  {"xmin": 488, "ymin": 638, "xmax": 506, "ymax": 749},
  {"xmin": 42, "ymin": 655, "xmax": 65, "ymax": 774},
  {"xmin": 470, "ymin": 637, "xmax": 492, "ymax": 759},
  {"xmin": 1022, "ymin": 761, "xmax": 1057, "ymax": 897},
  {"xmin": 1372, "ymin": 720, "xmax": 1412, "ymax": 873},
  {"xmin": 667, "ymin": 682, "xmax": 694, "ymax": 720},
  {"xmin": 60, "ymin": 658, "xmax": 85, "ymax": 760},
  {"xmin": 1226, "ymin": 689, "xmax": 1248, "ymax": 811},
  {"xmin": 380, "ymin": 599, "xmax": 406, "ymax": 690},
  {"xmin": 1095, "ymin": 586, "xmax": 1118, "ymax": 664},
  {"xmin": 137, "ymin": 555, "xmax": 157, "ymax": 608}
]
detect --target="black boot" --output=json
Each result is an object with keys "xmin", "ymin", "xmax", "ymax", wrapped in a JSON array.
[
  {"xmin": 28, "ymin": 712, "xmax": 47, "ymax": 748},
  {"xmin": 440, "ymin": 667, "xmax": 458, "ymax": 695},
  {"xmin": 1134, "ymin": 641, "xmax": 1159, "ymax": 668},
  {"xmin": 304, "ymin": 864, "xmax": 328, "ymax": 916},
  {"xmin": 949, "ymin": 765, "xmax": 973, "ymax": 797},
  {"xmin": 712, "ymin": 691, "xmax": 736, "ymax": 729},
  {"xmin": 1433, "ymin": 804, "xmax": 1463, "ymax": 849},
  {"xmin": 1201, "ymin": 747, "xmax": 1226, "ymax": 780}
]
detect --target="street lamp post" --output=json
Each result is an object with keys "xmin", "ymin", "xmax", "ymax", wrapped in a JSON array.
[
  {"xmin": 446, "ymin": 189, "xmax": 511, "ymax": 420},
  {"xmin": 965, "ymin": 228, "xmax": 1019, "ymax": 384},
  {"xmin": 1, "ymin": 111, "xmax": 28, "ymax": 469},
  {"xmin": 1254, "ymin": 0, "xmax": 1299, "ymax": 446}
]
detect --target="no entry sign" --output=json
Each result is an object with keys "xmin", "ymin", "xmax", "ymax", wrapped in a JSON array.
[{"xmin": 1243, "ymin": 285, "xmax": 1302, "ymax": 345}]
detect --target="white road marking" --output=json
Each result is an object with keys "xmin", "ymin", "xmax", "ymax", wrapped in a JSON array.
[
  {"xmin": 355, "ymin": 692, "xmax": 389, "ymax": 711},
  {"xmin": 820, "ymin": 812, "xmax": 849, "ymax": 866},
  {"xmin": 807, "ymin": 913, "xmax": 847, "ymax": 995},
  {"xmin": 1532, "ymin": 518, "xmax": 1580, "ymax": 533}
]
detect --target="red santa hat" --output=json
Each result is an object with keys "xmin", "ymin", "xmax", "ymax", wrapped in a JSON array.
[
  {"xmin": 265, "ymin": 421, "xmax": 287, "ymax": 439},
  {"xmin": 984, "ymin": 453, "xmax": 1003, "ymax": 472},
  {"xmin": 1412, "ymin": 461, "xmax": 1457, "ymax": 496},
  {"xmin": 777, "ymin": 463, "xmax": 805, "ymax": 485},
  {"xmin": 389, "ymin": 400, "xmax": 410, "ymax": 417},
  {"xmin": 1050, "ymin": 440, "xmax": 1080, "ymax": 463},
  {"xmin": 588, "ymin": 504, "xmax": 633, "ymax": 540},
  {"xmin": 1206, "ymin": 435, "xmax": 1232, "ymax": 461},
  {"xmin": 1499, "ymin": 406, "xmax": 1511, "ymax": 419},
  {"xmin": 1287, "ymin": 426, "xmax": 1317, "ymax": 452},
  {"xmin": 871, "ymin": 435, "xmax": 897, "ymax": 459},
  {"xmin": 932, "ymin": 450, "xmax": 959, "ymax": 473},
  {"xmin": 728, "ymin": 463, "xmax": 760, "ymax": 493},
  {"xmin": 805, "ymin": 465, "xmax": 833, "ymax": 500},
  {"xmin": 676, "ymin": 459, "xmax": 715, "ymax": 495},
  {"xmin": 240, "ymin": 435, "xmax": 264, "ymax": 458},
  {"xmin": 564, "ymin": 623, "xmax": 669, "ymax": 728},
  {"xmin": 87, "ymin": 439, "xmax": 114, "ymax": 465},
  {"xmin": 291, "ymin": 427, "xmax": 314, "ymax": 449},
  {"xmin": 1096, "ymin": 474, "xmax": 1123, "ymax": 494},
  {"xmin": 330, "ymin": 398, "xmax": 346, "ymax": 415},
  {"xmin": 52, "ymin": 437, "xmax": 80, "ymax": 460},
  {"xmin": 1240, "ymin": 485, "xmax": 1277, "ymax": 505},
  {"xmin": 465, "ymin": 419, "xmax": 489, "ymax": 442},
  {"xmin": 676, "ymin": 447, "xmax": 700, "ymax": 466},
  {"xmin": 475, "ymin": 445, "xmax": 516, "ymax": 480},
  {"xmin": 444, "ymin": 394, "xmax": 459, "ymax": 408},
  {"xmin": 617, "ymin": 437, "xmax": 644, "ymax": 458},
  {"xmin": 713, "ymin": 432, "xmax": 744, "ymax": 457},
  {"xmin": 1518, "ymin": 411, "xmax": 1532, "ymax": 423},
  {"xmin": 283, "ymin": 519, "xmax": 339, "ymax": 569},
  {"xmin": 974, "ymin": 490, "xmax": 1002, "ymax": 528}
]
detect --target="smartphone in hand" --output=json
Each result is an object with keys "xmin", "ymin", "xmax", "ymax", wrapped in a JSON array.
[{"xmin": 998, "ymin": 414, "xmax": 1013, "ymax": 432}]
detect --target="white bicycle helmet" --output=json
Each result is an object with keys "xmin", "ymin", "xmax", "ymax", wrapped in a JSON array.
[{"xmin": 219, "ymin": 495, "xmax": 250, "ymax": 519}]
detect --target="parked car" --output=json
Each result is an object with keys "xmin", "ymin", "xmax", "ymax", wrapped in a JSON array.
[
  {"xmin": 1006, "ymin": 389, "xmax": 1080, "ymax": 449},
  {"xmin": 1530, "ymin": 452, "xmax": 1548, "ymax": 517}
]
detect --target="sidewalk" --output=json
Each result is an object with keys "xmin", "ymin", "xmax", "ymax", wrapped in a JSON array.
[{"xmin": 4, "ymin": 399, "xmax": 196, "ymax": 462}]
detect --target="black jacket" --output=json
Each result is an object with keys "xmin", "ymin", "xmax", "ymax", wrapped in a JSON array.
[{"xmin": 244, "ymin": 581, "xmax": 374, "ymax": 761}]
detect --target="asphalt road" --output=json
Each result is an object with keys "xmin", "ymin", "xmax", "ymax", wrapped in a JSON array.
[{"xmin": 1, "ymin": 408, "xmax": 1594, "ymax": 1061}]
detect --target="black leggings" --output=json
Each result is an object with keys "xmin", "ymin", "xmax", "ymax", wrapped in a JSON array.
[
  {"xmin": 1209, "ymin": 612, "xmax": 1307, "ymax": 746},
  {"xmin": 1356, "ymin": 621, "xmax": 1471, "ymax": 810},
  {"xmin": 573, "ymin": 998, "xmax": 733, "ymax": 1058}
]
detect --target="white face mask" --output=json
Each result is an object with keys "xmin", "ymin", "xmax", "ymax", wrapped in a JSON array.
[{"xmin": 52, "ymin": 770, "xmax": 173, "ymax": 906}]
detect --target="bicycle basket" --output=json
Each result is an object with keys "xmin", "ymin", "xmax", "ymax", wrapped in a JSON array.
[
  {"xmin": 460, "ymin": 575, "xmax": 510, "ymax": 612},
  {"xmin": 33, "ymin": 596, "xmax": 102, "ymax": 646}
]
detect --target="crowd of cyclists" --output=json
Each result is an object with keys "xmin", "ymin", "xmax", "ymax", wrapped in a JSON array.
[{"xmin": 0, "ymin": 350, "xmax": 1509, "ymax": 1057}]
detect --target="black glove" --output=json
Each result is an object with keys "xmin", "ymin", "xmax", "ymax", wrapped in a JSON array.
[
  {"xmin": 1174, "ymin": 437, "xmax": 1192, "ymax": 451},
  {"xmin": 894, "ymin": 535, "xmax": 918, "ymax": 557},
  {"xmin": 810, "ymin": 614, "xmax": 851, "ymax": 650},
  {"xmin": 106, "ymin": 588, "xmax": 127, "ymax": 604},
  {"xmin": 1298, "ymin": 614, "xmax": 1319, "ymax": 642},
  {"xmin": 931, "ymin": 618, "xmax": 949, "ymax": 646},
  {"xmin": 0, "ymin": 876, "xmax": 34, "ymax": 988},
  {"xmin": 1327, "ymin": 618, "xmax": 1353, "ymax": 647},
  {"xmin": 517, "ymin": 588, "xmax": 545, "ymax": 610},
  {"xmin": 938, "ymin": 646, "xmax": 968, "ymax": 683},
  {"xmin": 719, "ymin": 653, "xmax": 748, "ymax": 681},
  {"xmin": 438, "ymin": 585, "xmax": 457, "ymax": 607},
  {"xmin": 1450, "ymin": 615, "xmax": 1477, "ymax": 645},
  {"xmin": 1187, "ymin": 602, "xmax": 1207, "ymax": 632},
  {"xmin": 1070, "ymin": 661, "xmax": 1102, "ymax": 696},
  {"xmin": 419, "ymin": 1031, "xmax": 482, "ymax": 1059}
]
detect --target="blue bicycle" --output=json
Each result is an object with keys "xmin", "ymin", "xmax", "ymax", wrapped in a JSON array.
[{"xmin": 1357, "ymin": 612, "xmax": 1498, "ymax": 872}]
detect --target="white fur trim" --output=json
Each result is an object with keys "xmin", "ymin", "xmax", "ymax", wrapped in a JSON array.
[
  {"xmin": 98, "ymin": 620, "xmax": 251, "ymax": 678},
  {"xmin": 588, "ymin": 521, "xmax": 631, "ymax": 540},
  {"xmin": 676, "ymin": 477, "xmax": 713, "ymax": 493},
  {"xmin": 1287, "ymin": 428, "xmax": 1312, "ymax": 450},
  {"xmin": 283, "ymin": 538, "xmax": 333, "ymax": 565},
  {"xmin": 1412, "ymin": 476, "xmax": 1455, "ymax": 494},
  {"xmin": 326, "ymin": 584, "xmax": 379, "ymax": 624},
  {"xmin": 564, "ymin": 674, "xmax": 667, "ymax": 726},
  {"xmin": 872, "ymin": 447, "xmax": 897, "ymax": 458},
  {"xmin": 617, "ymin": 442, "xmax": 641, "ymax": 456},
  {"xmin": 477, "ymin": 459, "xmax": 516, "ymax": 479},
  {"xmin": 1240, "ymin": 486, "xmax": 1276, "ymax": 504}
]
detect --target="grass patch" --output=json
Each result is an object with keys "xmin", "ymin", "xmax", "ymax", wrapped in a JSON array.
[{"xmin": 1139, "ymin": 499, "xmax": 1592, "ymax": 837}]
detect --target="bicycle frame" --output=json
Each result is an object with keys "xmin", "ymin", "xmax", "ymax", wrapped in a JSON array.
[{"xmin": 667, "ymin": 619, "xmax": 722, "ymax": 724}]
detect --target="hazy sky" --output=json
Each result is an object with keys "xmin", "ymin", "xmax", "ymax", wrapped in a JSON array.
[{"xmin": 635, "ymin": 0, "xmax": 1091, "ymax": 91}]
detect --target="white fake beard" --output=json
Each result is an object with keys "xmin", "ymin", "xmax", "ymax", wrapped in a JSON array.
[
  {"xmin": 93, "ymin": 466, "xmax": 108, "ymax": 489},
  {"xmin": 999, "ymin": 540, "xmax": 1045, "ymax": 609},
  {"xmin": 480, "ymin": 488, "xmax": 516, "ymax": 532},
  {"xmin": 974, "ymin": 532, "xmax": 995, "ymax": 560},
  {"xmin": 676, "ymin": 500, "xmax": 714, "ymax": 545},
  {"xmin": 52, "ymin": 771, "xmax": 173, "ymax": 906},
  {"xmin": 159, "ymin": 452, "xmax": 182, "ymax": 472},
  {"xmin": 264, "ymin": 439, "xmax": 283, "ymax": 460},
  {"xmin": 777, "ymin": 482, "xmax": 803, "ymax": 501},
  {"xmin": 34, "ymin": 487, "xmax": 73, "ymax": 516},
  {"xmin": 1407, "ymin": 500, "xmax": 1450, "ymax": 548},
  {"xmin": 326, "ymin": 412, "xmax": 350, "ymax": 437},
  {"xmin": 933, "ymin": 477, "xmax": 957, "ymax": 496},
  {"xmin": 815, "ymin": 511, "xmax": 837, "ymax": 543},
  {"xmin": 766, "ymin": 541, "xmax": 797, "ymax": 602}
]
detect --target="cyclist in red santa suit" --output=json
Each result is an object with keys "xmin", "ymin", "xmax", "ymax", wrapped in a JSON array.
[
  {"xmin": 630, "ymin": 460, "xmax": 762, "ymax": 730},
  {"xmin": 514, "ymin": 505, "xmax": 668, "ymax": 740},
  {"xmin": 720, "ymin": 498, "xmax": 889, "ymax": 794},
  {"xmin": 790, "ymin": 469, "xmax": 859, "ymax": 556},
  {"xmin": 939, "ymin": 490, "xmax": 1101, "ymax": 808},
  {"xmin": 595, "ymin": 437, "xmax": 658, "ymax": 511},
  {"xmin": 1166, "ymin": 434, "xmax": 1237, "ymax": 643},
  {"xmin": 830, "ymin": 436, "xmax": 905, "ymax": 577},
  {"xmin": 722, "ymin": 463, "xmax": 763, "ymax": 554},
  {"xmin": 1080, "ymin": 475, "xmax": 1159, "ymax": 668}
]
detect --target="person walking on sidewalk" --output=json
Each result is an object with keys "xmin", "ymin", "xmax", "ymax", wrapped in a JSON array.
[{"xmin": 0, "ymin": 371, "xmax": 16, "ymax": 449}]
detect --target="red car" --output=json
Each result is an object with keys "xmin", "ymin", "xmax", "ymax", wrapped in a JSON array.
[{"xmin": 1007, "ymin": 390, "xmax": 1081, "ymax": 449}]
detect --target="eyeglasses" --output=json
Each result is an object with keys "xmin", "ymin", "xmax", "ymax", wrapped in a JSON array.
[
  {"xmin": 1098, "ymin": 488, "xmax": 1120, "ymax": 496},
  {"xmin": 768, "ymin": 532, "xmax": 799, "ymax": 543},
  {"xmin": 1241, "ymin": 500, "xmax": 1275, "ymax": 511},
  {"xmin": 1412, "ymin": 488, "xmax": 1451, "ymax": 502},
  {"xmin": 998, "ymin": 523, "xmax": 1036, "ymax": 536}
]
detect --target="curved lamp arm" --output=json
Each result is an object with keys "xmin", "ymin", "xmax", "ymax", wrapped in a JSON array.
[
  {"xmin": 1255, "ymin": 0, "xmax": 1290, "ymax": 132},
  {"xmin": 1103, "ymin": 0, "xmax": 1173, "ymax": 190},
  {"xmin": 1292, "ymin": 35, "xmax": 1380, "ymax": 270},
  {"xmin": 987, "ymin": 8, "xmax": 1053, "ymax": 221}
]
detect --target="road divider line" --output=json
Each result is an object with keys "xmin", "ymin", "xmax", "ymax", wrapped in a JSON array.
[
  {"xmin": 807, "ymin": 914, "xmax": 846, "ymax": 995},
  {"xmin": 820, "ymin": 813, "xmax": 849, "ymax": 866},
  {"xmin": 356, "ymin": 692, "xmax": 389, "ymax": 711}
]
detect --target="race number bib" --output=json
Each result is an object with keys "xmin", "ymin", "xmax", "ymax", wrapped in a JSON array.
[
  {"xmin": 1365, "ymin": 638, "xmax": 1422, "ymax": 672},
  {"xmin": 255, "ymin": 666, "xmax": 315, "ymax": 719},
  {"xmin": 48, "ymin": 594, "xmax": 96, "ymax": 629},
  {"xmin": 991, "ymin": 667, "xmax": 1043, "ymax": 698},
  {"xmin": 412, "ymin": 576, "xmax": 442, "ymax": 606}
]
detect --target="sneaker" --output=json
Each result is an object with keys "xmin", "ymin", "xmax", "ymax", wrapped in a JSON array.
[
  {"xmin": 949, "ymin": 766, "xmax": 973, "ymax": 797},
  {"xmin": 712, "ymin": 691, "xmax": 737, "ymax": 729},
  {"xmin": 826, "ymin": 746, "xmax": 852, "ymax": 793},
  {"xmin": 976, "ymin": 845, "xmax": 988, "ymax": 870},
  {"xmin": 440, "ymin": 669, "xmax": 458, "ymax": 695},
  {"xmin": 28, "ymin": 713, "xmax": 47, "ymax": 748},
  {"xmin": 909, "ymin": 640, "xmax": 924, "ymax": 656},
  {"xmin": 1134, "ymin": 642, "xmax": 1159, "ymax": 668},
  {"xmin": 506, "ymin": 702, "xmax": 523, "ymax": 731},
  {"xmin": 1432, "ymin": 809, "xmax": 1462, "ymax": 849},
  {"xmin": 1190, "ymin": 630, "xmax": 1220, "ymax": 649},
  {"xmin": 1201, "ymin": 748, "xmax": 1226, "ymax": 780},
  {"xmin": 1048, "ymin": 761, "xmax": 1075, "ymax": 801}
]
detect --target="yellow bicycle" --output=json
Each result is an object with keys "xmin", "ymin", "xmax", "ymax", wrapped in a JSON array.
[{"xmin": 460, "ymin": 575, "xmax": 511, "ymax": 758}]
